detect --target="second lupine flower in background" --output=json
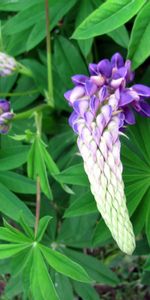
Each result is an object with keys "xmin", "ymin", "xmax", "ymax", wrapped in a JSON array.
[
  {"xmin": 0, "ymin": 52, "xmax": 17, "ymax": 77},
  {"xmin": 0, "ymin": 100, "xmax": 14, "ymax": 134},
  {"xmin": 64, "ymin": 53, "xmax": 150, "ymax": 255}
]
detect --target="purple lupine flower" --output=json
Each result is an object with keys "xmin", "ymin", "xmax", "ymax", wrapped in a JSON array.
[
  {"xmin": 0, "ymin": 99, "xmax": 14, "ymax": 134},
  {"xmin": 0, "ymin": 52, "xmax": 16, "ymax": 77},
  {"xmin": 64, "ymin": 53, "xmax": 150, "ymax": 255}
]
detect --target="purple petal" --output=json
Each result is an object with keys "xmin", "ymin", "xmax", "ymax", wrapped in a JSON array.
[
  {"xmin": 0, "ymin": 117, "xmax": 5, "ymax": 125},
  {"xmin": 0, "ymin": 99, "xmax": 10, "ymax": 113},
  {"xmin": 90, "ymin": 95, "xmax": 100, "ymax": 114},
  {"xmin": 101, "ymin": 105, "xmax": 112, "ymax": 124},
  {"xmin": 119, "ymin": 89, "xmax": 139, "ymax": 107},
  {"xmin": 90, "ymin": 75, "xmax": 105, "ymax": 87},
  {"xmin": 111, "ymin": 77, "xmax": 125, "ymax": 89},
  {"xmin": 98, "ymin": 85, "xmax": 109, "ymax": 102},
  {"xmin": 97, "ymin": 59, "xmax": 112, "ymax": 78},
  {"xmin": 139, "ymin": 101, "xmax": 150, "ymax": 117},
  {"xmin": 123, "ymin": 107, "xmax": 135, "ymax": 125},
  {"xmin": 88, "ymin": 63, "xmax": 98, "ymax": 75},
  {"xmin": 118, "ymin": 112, "xmax": 125, "ymax": 128},
  {"xmin": 96, "ymin": 114, "xmax": 105, "ymax": 135},
  {"xmin": 71, "ymin": 75, "xmax": 89, "ymax": 85},
  {"xmin": 68, "ymin": 111, "xmax": 78, "ymax": 127},
  {"xmin": 85, "ymin": 80, "xmax": 97, "ymax": 96},
  {"xmin": 111, "ymin": 53, "xmax": 124, "ymax": 68},
  {"xmin": 124, "ymin": 60, "xmax": 134, "ymax": 82},
  {"xmin": 73, "ymin": 100, "xmax": 89, "ymax": 116},
  {"xmin": 1, "ymin": 112, "xmax": 14, "ymax": 120},
  {"xmin": 69, "ymin": 86, "xmax": 85, "ymax": 104},
  {"xmin": 64, "ymin": 90, "xmax": 72, "ymax": 101},
  {"xmin": 84, "ymin": 111, "xmax": 94, "ymax": 125},
  {"xmin": 0, "ymin": 124, "xmax": 10, "ymax": 134},
  {"xmin": 132, "ymin": 84, "xmax": 150, "ymax": 98},
  {"xmin": 112, "ymin": 67, "xmax": 127, "ymax": 80}
]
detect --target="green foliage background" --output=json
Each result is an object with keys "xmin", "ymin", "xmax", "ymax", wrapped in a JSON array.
[{"xmin": 0, "ymin": 0, "xmax": 150, "ymax": 299}]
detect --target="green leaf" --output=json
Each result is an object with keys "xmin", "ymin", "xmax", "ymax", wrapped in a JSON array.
[
  {"xmin": 0, "ymin": 182, "xmax": 34, "ymax": 224},
  {"xmin": 63, "ymin": 248, "xmax": 120, "ymax": 286},
  {"xmin": 146, "ymin": 190, "xmax": 150, "ymax": 246},
  {"xmin": 0, "ymin": 146, "xmax": 29, "ymax": 171},
  {"xmin": 0, "ymin": 244, "xmax": 30, "ymax": 259},
  {"xmin": 3, "ymin": 3, "xmax": 44, "ymax": 35},
  {"xmin": 26, "ymin": 0, "xmax": 77, "ymax": 51},
  {"xmin": 19, "ymin": 215, "xmax": 34, "ymax": 239},
  {"xmin": 10, "ymin": 75, "xmax": 39, "ymax": 111},
  {"xmin": 75, "ymin": 0, "xmax": 94, "ymax": 56},
  {"xmin": 36, "ymin": 216, "xmax": 52, "ymax": 242},
  {"xmin": 132, "ymin": 188, "xmax": 150, "ymax": 235},
  {"xmin": 72, "ymin": 0, "xmax": 146, "ymax": 39},
  {"xmin": 54, "ymin": 273, "xmax": 74, "ymax": 300},
  {"xmin": 40, "ymin": 245, "xmax": 92, "ymax": 283},
  {"xmin": 41, "ymin": 144, "xmax": 59, "ymax": 175},
  {"xmin": 57, "ymin": 213, "xmax": 97, "ymax": 248},
  {"xmin": 55, "ymin": 164, "xmax": 89, "ymax": 186},
  {"xmin": 31, "ymin": 246, "xmax": 60, "ymax": 300},
  {"xmin": 64, "ymin": 191, "xmax": 97, "ymax": 218},
  {"xmin": 0, "ymin": 0, "xmax": 42, "ymax": 11},
  {"xmin": 0, "ymin": 171, "xmax": 36, "ymax": 194},
  {"xmin": 0, "ymin": 227, "xmax": 31, "ymax": 244},
  {"xmin": 73, "ymin": 281, "xmax": 100, "ymax": 300},
  {"xmin": 54, "ymin": 36, "xmax": 87, "ymax": 92},
  {"xmin": 107, "ymin": 25, "xmax": 129, "ymax": 48},
  {"xmin": 128, "ymin": 1, "xmax": 150, "ymax": 69},
  {"xmin": 92, "ymin": 218, "xmax": 111, "ymax": 247},
  {"xmin": 10, "ymin": 248, "xmax": 33, "ymax": 277},
  {"xmin": 27, "ymin": 137, "xmax": 53, "ymax": 199}
]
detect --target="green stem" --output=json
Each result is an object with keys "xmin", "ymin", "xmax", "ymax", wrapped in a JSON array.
[
  {"xmin": 45, "ymin": 0, "xmax": 54, "ymax": 107},
  {"xmin": 17, "ymin": 62, "xmax": 33, "ymax": 78},
  {"xmin": 34, "ymin": 112, "xmax": 42, "ymax": 238},
  {"xmin": 13, "ymin": 104, "xmax": 50, "ymax": 120},
  {"xmin": 0, "ymin": 89, "xmax": 39, "ymax": 97}
]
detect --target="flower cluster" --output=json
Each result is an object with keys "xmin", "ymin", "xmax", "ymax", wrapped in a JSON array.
[
  {"xmin": 0, "ymin": 52, "xmax": 16, "ymax": 77},
  {"xmin": 0, "ymin": 100, "xmax": 14, "ymax": 134},
  {"xmin": 64, "ymin": 53, "xmax": 150, "ymax": 255}
]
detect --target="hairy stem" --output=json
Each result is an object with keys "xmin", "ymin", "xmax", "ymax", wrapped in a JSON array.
[
  {"xmin": 34, "ymin": 112, "xmax": 42, "ymax": 238},
  {"xmin": 45, "ymin": 0, "xmax": 54, "ymax": 107},
  {"xmin": 13, "ymin": 104, "xmax": 51, "ymax": 120},
  {"xmin": 34, "ymin": 176, "xmax": 41, "ymax": 237}
]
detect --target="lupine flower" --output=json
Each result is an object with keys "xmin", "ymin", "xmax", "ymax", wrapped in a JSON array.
[
  {"xmin": 0, "ymin": 52, "xmax": 16, "ymax": 77},
  {"xmin": 0, "ymin": 99, "xmax": 14, "ymax": 134},
  {"xmin": 64, "ymin": 53, "xmax": 150, "ymax": 255}
]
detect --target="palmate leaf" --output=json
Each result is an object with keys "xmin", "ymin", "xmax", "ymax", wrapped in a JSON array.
[
  {"xmin": 27, "ymin": 136, "xmax": 53, "ymax": 200},
  {"xmin": 73, "ymin": 281, "xmax": 100, "ymax": 300},
  {"xmin": 63, "ymin": 248, "xmax": 119, "ymax": 286},
  {"xmin": 0, "ymin": 244, "xmax": 30, "ymax": 259},
  {"xmin": 64, "ymin": 190, "xmax": 97, "ymax": 218},
  {"xmin": 0, "ymin": 182, "xmax": 34, "ymax": 224},
  {"xmin": 0, "ymin": 171, "xmax": 36, "ymax": 194},
  {"xmin": 54, "ymin": 273, "xmax": 74, "ymax": 300},
  {"xmin": 72, "ymin": 0, "xmax": 145, "ymax": 40},
  {"xmin": 40, "ymin": 245, "xmax": 92, "ymax": 283},
  {"xmin": 36, "ymin": 216, "xmax": 53, "ymax": 242},
  {"xmin": 0, "ymin": 145, "xmax": 29, "ymax": 171},
  {"xmin": 30, "ymin": 246, "xmax": 60, "ymax": 300}
]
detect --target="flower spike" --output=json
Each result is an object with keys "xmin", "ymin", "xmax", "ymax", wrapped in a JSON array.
[{"xmin": 64, "ymin": 53, "xmax": 150, "ymax": 255}]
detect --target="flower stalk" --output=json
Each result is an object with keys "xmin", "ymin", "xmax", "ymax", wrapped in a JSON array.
[
  {"xmin": 34, "ymin": 112, "xmax": 42, "ymax": 238},
  {"xmin": 45, "ymin": 0, "xmax": 54, "ymax": 107}
]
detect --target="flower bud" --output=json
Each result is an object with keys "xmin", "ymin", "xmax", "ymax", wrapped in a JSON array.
[{"xmin": 0, "ymin": 52, "xmax": 16, "ymax": 77}]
